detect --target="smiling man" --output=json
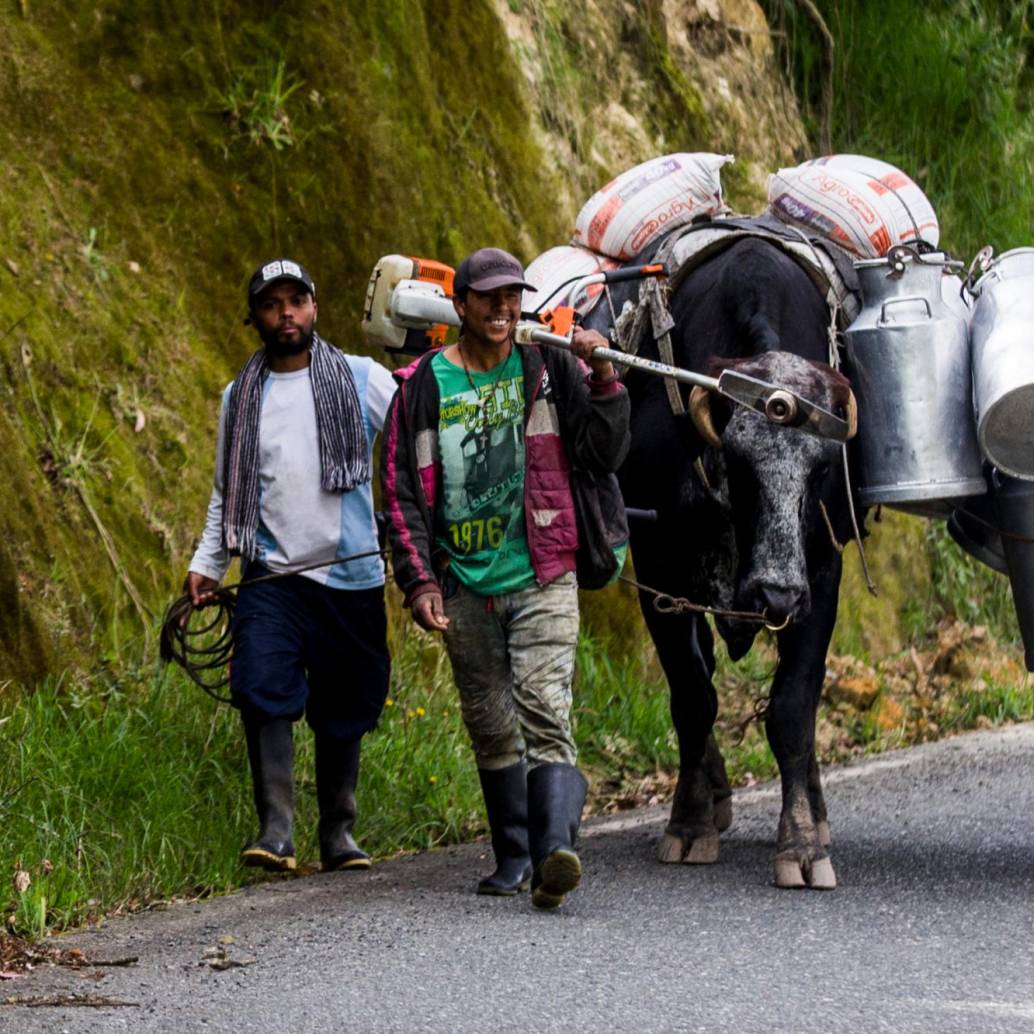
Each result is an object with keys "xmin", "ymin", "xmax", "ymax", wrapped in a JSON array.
[
  {"xmin": 185, "ymin": 258, "xmax": 396, "ymax": 874},
  {"xmin": 381, "ymin": 247, "xmax": 630, "ymax": 909}
]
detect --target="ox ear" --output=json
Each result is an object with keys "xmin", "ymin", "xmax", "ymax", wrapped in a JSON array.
[
  {"xmin": 689, "ymin": 387, "xmax": 722, "ymax": 448},
  {"xmin": 842, "ymin": 390, "xmax": 858, "ymax": 440}
]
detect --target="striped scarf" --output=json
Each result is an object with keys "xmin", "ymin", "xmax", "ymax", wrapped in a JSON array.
[{"xmin": 221, "ymin": 333, "xmax": 369, "ymax": 559}]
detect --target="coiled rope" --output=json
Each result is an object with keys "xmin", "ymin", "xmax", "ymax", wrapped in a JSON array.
[{"xmin": 159, "ymin": 548, "xmax": 388, "ymax": 703}]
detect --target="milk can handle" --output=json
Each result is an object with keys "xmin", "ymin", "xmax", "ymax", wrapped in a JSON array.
[{"xmin": 879, "ymin": 296, "xmax": 933, "ymax": 325}]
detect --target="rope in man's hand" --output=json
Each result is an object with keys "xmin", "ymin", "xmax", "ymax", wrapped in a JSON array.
[
  {"xmin": 159, "ymin": 548, "xmax": 388, "ymax": 703},
  {"xmin": 160, "ymin": 589, "xmax": 238, "ymax": 702}
]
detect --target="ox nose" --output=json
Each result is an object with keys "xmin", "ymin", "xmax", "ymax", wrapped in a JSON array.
[{"xmin": 755, "ymin": 584, "xmax": 806, "ymax": 626}]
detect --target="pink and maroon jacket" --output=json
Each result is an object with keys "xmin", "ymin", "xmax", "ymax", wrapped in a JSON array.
[{"xmin": 380, "ymin": 344, "xmax": 630, "ymax": 605}]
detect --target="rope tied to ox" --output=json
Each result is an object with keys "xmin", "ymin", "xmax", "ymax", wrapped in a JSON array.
[
  {"xmin": 159, "ymin": 548, "xmax": 388, "ymax": 703},
  {"xmin": 617, "ymin": 573, "xmax": 791, "ymax": 631},
  {"xmin": 162, "ymin": 550, "xmax": 789, "ymax": 704}
]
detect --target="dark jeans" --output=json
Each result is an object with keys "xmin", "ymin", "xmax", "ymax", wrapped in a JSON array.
[{"xmin": 230, "ymin": 565, "xmax": 390, "ymax": 739}]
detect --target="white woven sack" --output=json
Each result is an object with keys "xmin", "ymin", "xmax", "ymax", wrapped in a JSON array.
[
  {"xmin": 572, "ymin": 153, "xmax": 733, "ymax": 260},
  {"xmin": 767, "ymin": 164, "xmax": 912, "ymax": 258},
  {"xmin": 523, "ymin": 245, "xmax": 619, "ymax": 315},
  {"xmin": 804, "ymin": 154, "xmax": 939, "ymax": 249}
]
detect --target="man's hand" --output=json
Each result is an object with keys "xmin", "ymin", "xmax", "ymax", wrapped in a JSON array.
[
  {"xmin": 570, "ymin": 327, "xmax": 615, "ymax": 381},
  {"xmin": 412, "ymin": 591, "xmax": 449, "ymax": 632},
  {"xmin": 184, "ymin": 571, "xmax": 220, "ymax": 608}
]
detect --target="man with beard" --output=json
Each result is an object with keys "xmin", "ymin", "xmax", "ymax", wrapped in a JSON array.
[{"xmin": 185, "ymin": 258, "xmax": 396, "ymax": 873}]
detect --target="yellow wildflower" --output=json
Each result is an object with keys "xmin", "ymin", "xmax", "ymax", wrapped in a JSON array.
[
  {"xmin": 415, "ymin": 707, "xmax": 426, "ymax": 717},
  {"xmin": 429, "ymin": 775, "xmax": 438, "ymax": 784},
  {"xmin": 385, "ymin": 698, "xmax": 395, "ymax": 708}
]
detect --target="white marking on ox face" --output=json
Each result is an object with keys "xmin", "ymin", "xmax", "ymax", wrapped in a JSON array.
[{"xmin": 720, "ymin": 352, "xmax": 843, "ymax": 624}]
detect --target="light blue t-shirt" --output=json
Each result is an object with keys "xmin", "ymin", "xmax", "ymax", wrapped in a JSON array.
[{"xmin": 189, "ymin": 354, "xmax": 396, "ymax": 590}]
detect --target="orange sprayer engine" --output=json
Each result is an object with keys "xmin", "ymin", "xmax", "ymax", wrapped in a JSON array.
[{"xmin": 361, "ymin": 255, "xmax": 458, "ymax": 357}]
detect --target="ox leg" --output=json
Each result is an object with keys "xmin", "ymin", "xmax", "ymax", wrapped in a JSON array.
[
  {"xmin": 809, "ymin": 749, "xmax": 831, "ymax": 848},
  {"xmin": 765, "ymin": 566, "xmax": 839, "ymax": 890},
  {"xmin": 639, "ymin": 600, "xmax": 723, "ymax": 865},
  {"xmin": 705, "ymin": 732, "xmax": 733, "ymax": 833}
]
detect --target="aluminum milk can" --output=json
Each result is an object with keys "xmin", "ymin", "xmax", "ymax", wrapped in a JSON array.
[
  {"xmin": 843, "ymin": 246, "xmax": 985, "ymax": 512},
  {"xmin": 970, "ymin": 248, "xmax": 1034, "ymax": 479}
]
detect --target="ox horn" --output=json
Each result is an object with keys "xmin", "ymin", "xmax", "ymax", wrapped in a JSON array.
[
  {"xmin": 689, "ymin": 386, "xmax": 722, "ymax": 448},
  {"xmin": 843, "ymin": 389, "xmax": 858, "ymax": 440}
]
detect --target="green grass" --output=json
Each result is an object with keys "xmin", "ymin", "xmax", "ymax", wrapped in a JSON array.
[
  {"xmin": 0, "ymin": 614, "xmax": 668, "ymax": 938},
  {"xmin": 0, "ymin": 610, "xmax": 790, "ymax": 938},
  {"xmin": 921, "ymin": 520, "xmax": 1019, "ymax": 642},
  {"xmin": 0, "ymin": 598, "xmax": 784, "ymax": 940},
  {"xmin": 219, "ymin": 57, "xmax": 305, "ymax": 152}
]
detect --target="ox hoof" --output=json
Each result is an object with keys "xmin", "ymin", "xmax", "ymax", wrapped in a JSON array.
[
  {"xmin": 684, "ymin": 831, "xmax": 720, "ymax": 865},
  {"xmin": 656, "ymin": 831, "xmax": 720, "ymax": 864},
  {"xmin": 714, "ymin": 797, "xmax": 733, "ymax": 833},
  {"xmin": 806, "ymin": 856, "xmax": 837, "ymax": 890},
  {"xmin": 657, "ymin": 833, "xmax": 686, "ymax": 864},
  {"xmin": 773, "ymin": 856, "xmax": 807, "ymax": 889},
  {"xmin": 816, "ymin": 819, "xmax": 832, "ymax": 848},
  {"xmin": 773, "ymin": 855, "xmax": 837, "ymax": 890}
]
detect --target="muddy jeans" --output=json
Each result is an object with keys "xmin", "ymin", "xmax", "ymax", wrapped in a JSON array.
[{"xmin": 442, "ymin": 572, "xmax": 580, "ymax": 771}]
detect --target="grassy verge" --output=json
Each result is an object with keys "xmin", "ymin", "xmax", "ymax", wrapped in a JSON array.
[
  {"xmin": 0, "ymin": 605, "xmax": 670, "ymax": 938},
  {"xmin": 4, "ymin": 589, "xmax": 1030, "ymax": 941}
]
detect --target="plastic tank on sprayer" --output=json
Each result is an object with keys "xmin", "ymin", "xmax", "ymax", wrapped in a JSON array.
[{"xmin": 843, "ymin": 245, "xmax": 985, "ymax": 517}]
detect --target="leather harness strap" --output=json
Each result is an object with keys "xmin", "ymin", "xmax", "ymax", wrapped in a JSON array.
[{"xmin": 607, "ymin": 217, "xmax": 861, "ymax": 420}]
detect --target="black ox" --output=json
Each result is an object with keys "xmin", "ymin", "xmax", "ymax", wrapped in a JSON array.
[{"xmin": 584, "ymin": 233, "xmax": 858, "ymax": 890}]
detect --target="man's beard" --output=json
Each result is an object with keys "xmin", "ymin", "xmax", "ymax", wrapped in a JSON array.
[{"xmin": 258, "ymin": 322, "xmax": 314, "ymax": 357}]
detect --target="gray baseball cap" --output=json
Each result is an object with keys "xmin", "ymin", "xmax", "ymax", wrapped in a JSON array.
[{"xmin": 454, "ymin": 248, "xmax": 537, "ymax": 296}]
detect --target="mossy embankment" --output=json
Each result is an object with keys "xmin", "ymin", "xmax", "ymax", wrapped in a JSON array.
[
  {"xmin": 0, "ymin": 1, "xmax": 572, "ymax": 686},
  {"xmin": 0, "ymin": 0, "xmax": 759, "ymax": 932}
]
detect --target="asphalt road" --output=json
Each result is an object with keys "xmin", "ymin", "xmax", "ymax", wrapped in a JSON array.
[{"xmin": 4, "ymin": 724, "xmax": 1034, "ymax": 1034}]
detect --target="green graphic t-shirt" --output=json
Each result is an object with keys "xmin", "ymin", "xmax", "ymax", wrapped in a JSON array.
[{"xmin": 432, "ymin": 348, "xmax": 535, "ymax": 595}]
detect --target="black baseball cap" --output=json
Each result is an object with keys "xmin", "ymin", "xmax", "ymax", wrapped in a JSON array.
[
  {"xmin": 454, "ymin": 248, "xmax": 536, "ymax": 296},
  {"xmin": 247, "ymin": 258, "xmax": 316, "ymax": 305}
]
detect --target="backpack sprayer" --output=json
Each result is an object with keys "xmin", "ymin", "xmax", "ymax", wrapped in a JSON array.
[{"xmin": 361, "ymin": 255, "xmax": 853, "ymax": 442}]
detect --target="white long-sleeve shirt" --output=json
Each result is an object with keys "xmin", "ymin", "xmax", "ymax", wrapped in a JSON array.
[{"xmin": 189, "ymin": 354, "xmax": 397, "ymax": 590}]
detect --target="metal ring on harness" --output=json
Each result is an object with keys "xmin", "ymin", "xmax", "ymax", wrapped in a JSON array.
[
  {"xmin": 764, "ymin": 390, "xmax": 799, "ymax": 425},
  {"xmin": 652, "ymin": 592, "xmax": 680, "ymax": 614},
  {"xmin": 763, "ymin": 612, "xmax": 793, "ymax": 632}
]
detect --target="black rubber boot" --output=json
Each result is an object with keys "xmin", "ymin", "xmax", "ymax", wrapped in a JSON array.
[
  {"xmin": 527, "ymin": 763, "xmax": 588, "ymax": 910},
  {"xmin": 241, "ymin": 717, "xmax": 296, "ymax": 871},
  {"xmin": 476, "ymin": 764, "xmax": 533, "ymax": 896},
  {"xmin": 315, "ymin": 735, "xmax": 371, "ymax": 872}
]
